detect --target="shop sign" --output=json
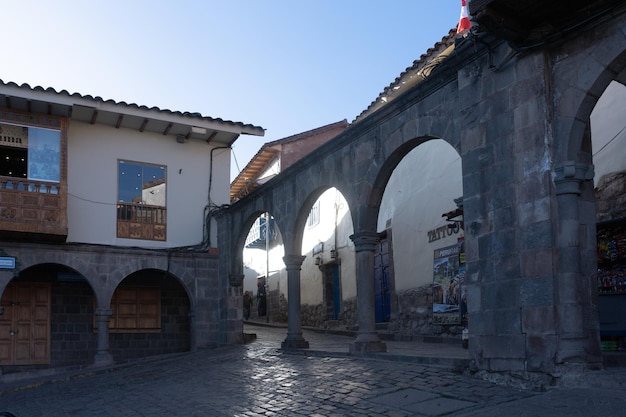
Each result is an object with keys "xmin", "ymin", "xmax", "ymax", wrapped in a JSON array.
[
  {"xmin": 427, "ymin": 221, "xmax": 461, "ymax": 243},
  {"xmin": 0, "ymin": 257, "xmax": 16, "ymax": 269}
]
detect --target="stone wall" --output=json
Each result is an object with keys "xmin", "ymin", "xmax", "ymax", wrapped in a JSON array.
[
  {"xmin": 388, "ymin": 286, "xmax": 464, "ymax": 340},
  {"xmin": 51, "ymin": 281, "xmax": 97, "ymax": 367}
]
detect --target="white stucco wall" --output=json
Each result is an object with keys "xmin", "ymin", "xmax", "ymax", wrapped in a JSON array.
[
  {"xmin": 300, "ymin": 188, "xmax": 356, "ymax": 305},
  {"xmin": 377, "ymin": 139, "xmax": 463, "ymax": 291},
  {"xmin": 67, "ymin": 120, "xmax": 230, "ymax": 248},
  {"xmin": 241, "ymin": 188, "xmax": 356, "ymax": 306},
  {"xmin": 242, "ymin": 231, "xmax": 286, "ymax": 295},
  {"xmin": 591, "ymin": 80, "xmax": 626, "ymax": 186}
]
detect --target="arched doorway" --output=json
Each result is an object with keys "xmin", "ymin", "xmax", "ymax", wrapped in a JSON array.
[
  {"xmin": 108, "ymin": 269, "xmax": 191, "ymax": 363},
  {"xmin": 0, "ymin": 263, "xmax": 95, "ymax": 368}
]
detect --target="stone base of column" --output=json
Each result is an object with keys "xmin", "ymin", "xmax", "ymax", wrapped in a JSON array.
[
  {"xmin": 281, "ymin": 335, "xmax": 310, "ymax": 349},
  {"xmin": 93, "ymin": 352, "xmax": 114, "ymax": 366},
  {"xmin": 350, "ymin": 340, "xmax": 387, "ymax": 354}
]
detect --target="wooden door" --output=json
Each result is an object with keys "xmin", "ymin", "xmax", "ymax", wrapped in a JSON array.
[
  {"xmin": 0, "ymin": 283, "xmax": 51, "ymax": 365},
  {"xmin": 374, "ymin": 238, "xmax": 391, "ymax": 323}
]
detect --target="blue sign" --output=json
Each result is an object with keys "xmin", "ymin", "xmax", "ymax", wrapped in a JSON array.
[{"xmin": 0, "ymin": 257, "xmax": 16, "ymax": 269}]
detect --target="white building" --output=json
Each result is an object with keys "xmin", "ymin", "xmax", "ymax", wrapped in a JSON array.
[{"xmin": 0, "ymin": 79, "xmax": 264, "ymax": 372}]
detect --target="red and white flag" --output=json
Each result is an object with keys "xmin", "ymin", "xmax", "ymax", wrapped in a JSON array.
[{"xmin": 457, "ymin": 0, "xmax": 471, "ymax": 34}]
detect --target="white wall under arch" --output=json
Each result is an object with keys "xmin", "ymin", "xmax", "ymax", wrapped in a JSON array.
[{"xmin": 378, "ymin": 139, "xmax": 463, "ymax": 292}]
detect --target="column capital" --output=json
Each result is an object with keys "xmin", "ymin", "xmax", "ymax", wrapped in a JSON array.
[
  {"xmin": 283, "ymin": 255, "xmax": 306, "ymax": 270},
  {"xmin": 350, "ymin": 231, "xmax": 379, "ymax": 253},
  {"xmin": 554, "ymin": 162, "xmax": 594, "ymax": 196}
]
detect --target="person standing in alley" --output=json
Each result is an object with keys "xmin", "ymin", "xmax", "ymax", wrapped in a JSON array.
[{"xmin": 243, "ymin": 291, "xmax": 252, "ymax": 321}]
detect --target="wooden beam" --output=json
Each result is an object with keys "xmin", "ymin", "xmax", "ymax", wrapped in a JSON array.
[
  {"xmin": 163, "ymin": 122, "xmax": 172, "ymax": 135},
  {"xmin": 90, "ymin": 109, "xmax": 98, "ymax": 124},
  {"xmin": 26, "ymin": 99, "xmax": 32, "ymax": 113},
  {"xmin": 139, "ymin": 118, "xmax": 148, "ymax": 132},
  {"xmin": 205, "ymin": 131, "xmax": 218, "ymax": 144},
  {"xmin": 115, "ymin": 114, "xmax": 124, "ymax": 129},
  {"xmin": 4, "ymin": 96, "xmax": 10, "ymax": 109}
]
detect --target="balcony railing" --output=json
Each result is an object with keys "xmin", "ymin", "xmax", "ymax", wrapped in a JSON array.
[
  {"xmin": 116, "ymin": 202, "xmax": 167, "ymax": 241},
  {"xmin": 0, "ymin": 176, "xmax": 67, "ymax": 240},
  {"xmin": 0, "ymin": 178, "xmax": 59, "ymax": 194}
]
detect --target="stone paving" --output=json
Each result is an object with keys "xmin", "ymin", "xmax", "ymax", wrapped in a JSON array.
[{"xmin": 0, "ymin": 325, "xmax": 624, "ymax": 416}]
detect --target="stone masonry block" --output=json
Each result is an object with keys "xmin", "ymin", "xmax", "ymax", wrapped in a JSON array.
[
  {"xmin": 525, "ymin": 335, "xmax": 558, "ymax": 372},
  {"xmin": 518, "ymin": 196, "xmax": 551, "ymax": 226},
  {"xmin": 554, "ymin": 272, "xmax": 580, "ymax": 304},
  {"xmin": 520, "ymin": 220, "xmax": 552, "ymax": 250},
  {"xmin": 493, "ymin": 309, "xmax": 522, "ymax": 334},
  {"xmin": 468, "ymin": 310, "xmax": 495, "ymax": 335},
  {"xmin": 466, "ymin": 283, "xmax": 482, "ymax": 314},
  {"xmin": 487, "ymin": 358, "xmax": 527, "ymax": 372},
  {"xmin": 479, "ymin": 230, "xmax": 516, "ymax": 259},
  {"xmin": 520, "ymin": 276, "xmax": 554, "ymax": 307},
  {"xmin": 481, "ymin": 334, "xmax": 526, "ymax": 359},
  {"xmin": 493, "ymin": 255, "xmax": 521, "ymax": 280},
  {"xmin": 483, "ymin": 280, "xmax": 519, "ymax": 311},
  {"xmin": 521, "ymin": 249, "xmax": 554, "ymax": 278},
  {"xmin": 517, "ymin": 170, "xmax": 551, "ymax": 205},
  {"xmin": 493, "ymin": 204, "xmax": 516, "ymax": 231},
  {"xmin": 556, "ymin": 303, "xmax": 586, "ymax": 335},
  {"xmin": 522, "ymin": 306, "xmax": 557, "ymax": 335}
]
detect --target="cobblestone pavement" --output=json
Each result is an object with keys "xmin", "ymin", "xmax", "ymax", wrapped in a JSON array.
[{"xmin": 0, "ymin": 325, "xmax": 624, "ymax": 416}]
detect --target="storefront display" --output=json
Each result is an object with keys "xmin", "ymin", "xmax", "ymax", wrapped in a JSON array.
[
  {"xmin": 597, "ymin": 218, "xmax": 626, "ymax": 352},
  {"xmin": 432, "ymin": 239, "xmax": 466, "ymax": 326}
]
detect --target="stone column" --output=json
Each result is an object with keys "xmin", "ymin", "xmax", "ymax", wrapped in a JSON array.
[
  {"xmin": 349, "ymin": 232, "xmax": 386, "ymax": 353},
  {"xmin": 281, "ymin": 255, "xmax": 309, "ymax": 349},
  {"xmin": 94, "ymin": 308, "xmax": 113, "ymax": 365},
  {"xmin": 554, "ymin": 161, "xmax": 600, "ymax": 366}
]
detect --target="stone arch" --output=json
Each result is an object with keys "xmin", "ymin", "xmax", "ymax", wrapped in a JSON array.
[
  {"xmin": 1, "ymin": 262, "xmax": 98, "ymax": 368},
  {"xmin": 552, "ymin": 25, "xmax": 626, "ymax": 166},
  {"xmin": 292, "ymin": 184, "xmax": 353, "ymax": 256},
  {"xmin": 368, "ymin": 136, "xmax": 447, "ymax": 231},
  {"xmin": 5, "ymin": 251, "xmax": 94, "ymax": 295},
  {"xmin": 547, "ymin": 18, "xmax": 626, "ymax": 369},
  {"xmin": 108, "ymin": 267, "xmax": 192, "ymax": 362}
]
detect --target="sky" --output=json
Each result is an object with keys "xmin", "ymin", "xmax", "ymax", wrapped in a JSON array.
[{"xmin": 1, "ymin": 1, "xmax": 463, "ymax": 181}]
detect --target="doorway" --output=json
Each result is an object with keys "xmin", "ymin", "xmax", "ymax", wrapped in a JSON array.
[
  {"xmin": 0, "ymin": 282, "xmax": 51, "ymax": 365},
  {"xmin": 374, "ymin": 231, "xmax": 392, "ymax": 323},
  {"xmin": 322, "ymin": 263, "xmax": 341, "ymax": 320}
]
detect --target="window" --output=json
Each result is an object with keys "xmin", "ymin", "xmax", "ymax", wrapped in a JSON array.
[
  {"xmin": 116, "ymin": 160, "xmax": 167, "ymax": 241},
  {"xmin": 94, "ymin": 286, "xmax": 161, "ymax": 333},
  {"xmin": 307, "ymin": 199, "xmax": 320, "ymax": 228},
  {"xmin": 0, "ymin": 122, "xmax": 60, "ymax": 183}
]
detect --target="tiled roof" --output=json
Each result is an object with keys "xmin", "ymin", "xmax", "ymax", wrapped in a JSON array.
[
  {"xmin": 230, "ymin": 120, "xmax": 348, "ymax": 203},
  {"xmin": 352, "ymin": 28, "xmax": 458, "ymax": 125},
  {"xmin": 0, "ymin": 79, "xmax": 265, "ymax": 144}
]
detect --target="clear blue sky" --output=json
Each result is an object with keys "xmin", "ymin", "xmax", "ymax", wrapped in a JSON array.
[{"xmin": 1, "ymin": 1, "xmax": 463, "ymax": 180}]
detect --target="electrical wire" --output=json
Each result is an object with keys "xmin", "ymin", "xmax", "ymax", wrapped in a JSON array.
[{"xmin": 593, "ymin": 125, "xmax": 626, "ymax": 157}]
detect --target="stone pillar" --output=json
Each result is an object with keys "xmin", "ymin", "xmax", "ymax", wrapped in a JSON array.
[
  {"xmin": 349, "ymin": 232, "xmax": 386, "ymax": 353},
  {"xmin": 554, "ymin": 161, "xmax": 600, "ymax": 367},
  {"xmin": 281, "ymin": 255, "xmax": 309, "ymax": 349},
  {"xmin": 94, "ymin": 308, "xmax": 113, "ymax": 365}
]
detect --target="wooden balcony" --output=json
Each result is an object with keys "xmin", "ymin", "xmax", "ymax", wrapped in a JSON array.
[
  {"xmin": 0, "ymin": 177, "xmax": 67, "ymax": 241},
  {"xmin": 116, "ymin": 202, "xmax": 167, "ymax": 241}
]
